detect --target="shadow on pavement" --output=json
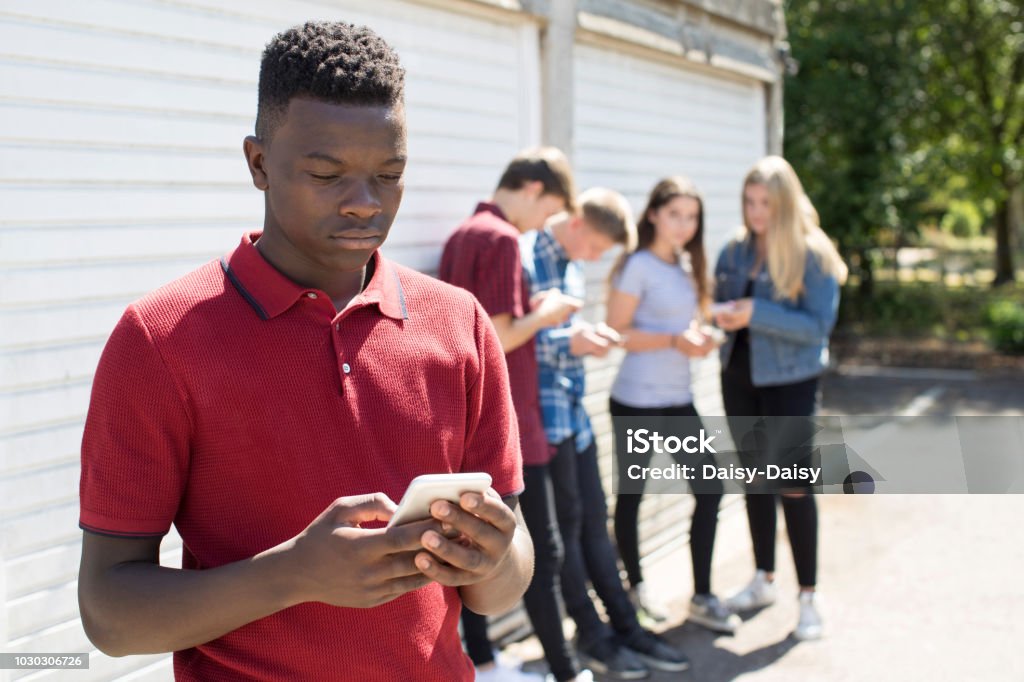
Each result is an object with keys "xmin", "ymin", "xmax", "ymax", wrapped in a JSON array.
[{"xmin": 643, "ymin": 621, "xmax": 801, "ymax": 682}]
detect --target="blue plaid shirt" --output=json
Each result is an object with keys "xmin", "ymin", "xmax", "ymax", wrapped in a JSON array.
[{"xmin": 519, "ymin": 226, "xmax": 593, "ymax": 452}]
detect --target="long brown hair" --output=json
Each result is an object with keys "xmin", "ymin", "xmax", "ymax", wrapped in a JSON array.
[
  {"xmin": 742, "ymin": 156, "xmax": 848, "ymax": 300},
  {"xmin": 610, "ymin": 176, "xmax": 710, "ymax": 319}
]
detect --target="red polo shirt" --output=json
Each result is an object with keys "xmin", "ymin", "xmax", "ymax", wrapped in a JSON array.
[
  {"xmin": 79, "ymin": 232, "xmax": 523, "ymax": 681},
  {"xmin": 439, "ymin": 202, "xmax": 551, "ymax": 466}
]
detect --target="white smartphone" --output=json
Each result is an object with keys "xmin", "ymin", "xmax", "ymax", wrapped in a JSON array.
[
  {"xmin": 535, "ymin": 291, "xmax": 584, "ymax": 318},
  {"xmin": 559, "ymin": 294, "xmax": 585, "ymax": 310},
  {"xmin": 386, "ymin": 473, "xmax": 493, "ymax": 528},
  {"xmin": 710, "ymin": 301, "xmax": 734, "ymax": 316}
]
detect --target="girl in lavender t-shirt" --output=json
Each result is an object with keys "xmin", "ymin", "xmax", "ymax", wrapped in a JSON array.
[{"xmin": 605, "ymin": 176, "xmax": 739, "ymax": 634}]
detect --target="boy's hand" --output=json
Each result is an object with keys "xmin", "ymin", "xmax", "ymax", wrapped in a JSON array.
[
  {"xmin": 286, "ymin": 493, "xmax": 441, "ymax": 608},
  {"xmin": 593, "ymin": 322, "xmax": 624, "ymax": 346},
  {"xmin": 569, "ymin": 324, "xmax": 612, "ymax": 357},
  {"xmin": 413, "ymin": 489, "xmax": 517, "ymax": 587},
  {"xmin": 531, "ymin": 289, "xmax": 582, "ymax": 327}
]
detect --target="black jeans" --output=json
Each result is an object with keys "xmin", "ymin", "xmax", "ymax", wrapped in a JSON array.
[
  {"xmin": 721, "ymin": 338, "xmax": 819, "ymax": 588},
  {"xmin": 519, "ymin": 460, "xmax": 581, "ymax": 681},
  {"xmin": 463, "ymin": 459, "xmax": 582, "ymax": 681},
  {"xmin": 609, "ymin": 397, "xmax": 724, "ymax": 596},
  {"xmin": 549, "ymin": 436, "xmax": 643, "ymax": 649}
]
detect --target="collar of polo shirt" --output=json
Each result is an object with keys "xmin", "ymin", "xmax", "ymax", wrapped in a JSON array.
[{"xmin": 220, "ymin": 232, "xmax": 408, "ymax": 321}]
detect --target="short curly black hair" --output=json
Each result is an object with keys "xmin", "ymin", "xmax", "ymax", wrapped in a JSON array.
[{"xmin": 255, "ymin": 21, "xmax": 405, "ymax": 141}]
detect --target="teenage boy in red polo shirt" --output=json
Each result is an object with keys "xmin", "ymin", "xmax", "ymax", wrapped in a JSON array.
[{"xmin": 77, "ymin": 22, "xmax": 533, "ymax": 682}]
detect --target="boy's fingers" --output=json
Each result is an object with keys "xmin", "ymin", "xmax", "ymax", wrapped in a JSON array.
[
  {"xmin": 380, "ymin": 552, "xmax": 430, "ymax": 580},
  {"xmin": 376, "ymin": 518, "xmax": 445, "ymax": 554},
  {"xmin": 414, "ymin": 551, "xmax": 475, "ymax": 587},
  {"xmin": 429, "ymin": 501, "xmax": 501, "ymax": 549},
  {"xmin": 419, "ymin": 531, "xmax": 486, "ymax": 573},
  {"xmin": 330, "ymin": 492, "xmax": 397, "ymax": 526},
  {"xmin": 379, "ymin": 573, "xmax": 435, "ymax": 601},
  {"xmin": 458, "ymin": 492, "xmax": 517, "ymax": 535}
]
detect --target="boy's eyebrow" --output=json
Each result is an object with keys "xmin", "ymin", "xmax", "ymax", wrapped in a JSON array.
[
  {"xmin": 304, "ymin": 152, "xmax": 344, "ymax": 164},
  {"xmin": 303, "ymin": 152, "xmax": 408, "ymax": 164}
]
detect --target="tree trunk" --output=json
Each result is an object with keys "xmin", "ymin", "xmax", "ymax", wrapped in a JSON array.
[
  {"xmin": 857, "ymin": 247, "xmax": 874, "ymax": 297},
  {"xmin": 992, "ymin": 193, "xmax": 1015, "ymax": 286}
]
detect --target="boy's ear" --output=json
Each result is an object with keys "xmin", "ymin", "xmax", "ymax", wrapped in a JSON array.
[
  {"xmin": 523, "ymin": 179, "xmax": 544, "ymax": 201},
  {"xmin": 243, "ymin": 136, "xmax": 269, "ymax": 191}
]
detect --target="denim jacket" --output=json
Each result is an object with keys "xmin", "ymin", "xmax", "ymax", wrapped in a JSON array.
[{"xmin": 714, "ymin": 235, "xmax": 840, "ymax": 387}]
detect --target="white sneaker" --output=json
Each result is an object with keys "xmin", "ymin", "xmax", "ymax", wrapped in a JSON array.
[
  {"xmin": 794, "ymin": 591, "xmax": 824, "ymax": 641},
  {"xmin": 543, "ymin": 670, "xmax": 594, "ymax": 682},
  {"xmin": 627, "ymin": 581, "xmax": 669, "ymax": 623},
  {"xmin": 688, "ymin": 593, "xmax": 742, "ymax": 634},
  {"xmin": 476, "ymin": 660, "xmax": 545, "ymax": 681},
  {"xmin": 725, "ymin": 570, "xmax": 777, "ymax": 612}
]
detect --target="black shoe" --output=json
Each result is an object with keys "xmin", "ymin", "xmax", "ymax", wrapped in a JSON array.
[
  {"xmin": 577, "ymin": 635, "xmax": 649, "ymax": 680},
  {"xmin": 619, "ymin": 628, "xmax": 690, "ymax": 673}
]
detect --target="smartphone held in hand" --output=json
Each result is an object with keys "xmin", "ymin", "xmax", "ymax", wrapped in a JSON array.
[{"xmin": 387, "ymin": 473, "xmax": 493, "ymax": 528}]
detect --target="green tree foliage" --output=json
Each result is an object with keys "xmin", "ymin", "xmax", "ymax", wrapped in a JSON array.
[
  {"xmin": 783, "ymin": 0, "xmax": 1023, "ymax": 286},
  {"xmin": 918, "ymin": 0, "xmax": 1023, "ymax": 285},
  {"xmin": 783, "ymin": 0, "xmax": 931, "ymax": 292}
]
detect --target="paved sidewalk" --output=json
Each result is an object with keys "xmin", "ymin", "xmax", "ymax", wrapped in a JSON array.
[
  {"xmin": 508, "ymin": 369, "xmax": 1024, "ymax": 681},
  {"xmin": 511, "ymin": 494, "xmax": 1024, "ymax": 682},
  {"xmin": 639, "ymin": 494, "xmax": 1024, "ymax": 682}
]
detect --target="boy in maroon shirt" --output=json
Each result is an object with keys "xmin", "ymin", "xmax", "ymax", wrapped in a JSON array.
[
  {"xmin": 77, "ymin": 22, "xmax": 533, "ymax": 682},
  {"xmin": 442, "ymin": 155, "xmax": 644, "ymax": 681}
]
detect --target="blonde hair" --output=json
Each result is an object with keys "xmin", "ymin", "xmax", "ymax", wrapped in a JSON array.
[
  {"xmin": 743, "ymin": 156, "xmax": 848, "ymax": 300},
  {"xmin": 578, "ymin": 187, "xmax": 636, "ymax": 248}
]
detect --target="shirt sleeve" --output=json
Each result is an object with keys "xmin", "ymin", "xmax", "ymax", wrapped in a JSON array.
[
  {"xmin": 613, "ymin": 253, "xmax": 647, "ymax": 298},
  {"xmin": 461, "ymin": 300, "xmax": 524, "ymax": 498},
  {"xmin": 749, "ymin": 254, "xmax": 840, "ymax": 345},
  {"xmin": 79, "ymin": 304, "xmax": 191, "ymax": 537},
  {"xmin": 472, "ymin": 233, "xmax": 524, "ymax": 319}
]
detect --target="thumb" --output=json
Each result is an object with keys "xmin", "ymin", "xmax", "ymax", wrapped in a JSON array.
[{"xmin": 329, "ymin": 492, "xmax": 398, "ymax": 527}]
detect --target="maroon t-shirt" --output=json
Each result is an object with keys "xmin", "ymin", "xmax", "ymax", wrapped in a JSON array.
[{"xmin": 439, "ymin": 202, "xmax": 551, "ymax": 466}]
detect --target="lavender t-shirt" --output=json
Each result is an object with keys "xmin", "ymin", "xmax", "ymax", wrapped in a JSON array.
[{"xmin": 610, "ymin": 250, "xmax": 698, "ymax": 407}]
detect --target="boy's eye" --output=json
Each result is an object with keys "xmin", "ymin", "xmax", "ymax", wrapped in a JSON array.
[
  {"xmin": 379, "ymin": 174, "xmax": 403, "ymax": 184},
  {"xmin": 309, "ymin": 173, "xmax": 337, "ymax": 181}
]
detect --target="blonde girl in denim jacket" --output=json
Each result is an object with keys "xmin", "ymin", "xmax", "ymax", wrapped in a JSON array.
[{"xmin": 713, "ymin": 156, "xmax": 847, "ymax": 641}]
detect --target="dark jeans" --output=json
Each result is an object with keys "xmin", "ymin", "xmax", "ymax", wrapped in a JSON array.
[
  {"xmin": 519, "ymin": 460, "xmax": 580, "ymax": 682},
  {"xmin": 721, "ymin": 337, "xmax": 819, "ymax": 588},
  {"xmin": 549, "ymin": 436, "xmax": 642, "ymax": 649},
  {"xmin": 609, "ymin": 397, "xmax": 724, "ymax": 596},
  {"xmin": 460, "ymin": 607, "xmax": 492, "ymax": 667},
  {"xmin": 463, "ymin": 460, "xmax": 581, "ymax": 681}
]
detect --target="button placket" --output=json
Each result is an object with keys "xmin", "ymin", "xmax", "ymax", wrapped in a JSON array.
[{"xmin": 331, "ymin": 316, "xmax": 355, "ymax": 393}]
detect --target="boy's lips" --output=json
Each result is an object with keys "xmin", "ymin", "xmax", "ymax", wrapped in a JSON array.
[{"xmin": 329, "ymin": 229, "xmax": 383, "ymax": 248}]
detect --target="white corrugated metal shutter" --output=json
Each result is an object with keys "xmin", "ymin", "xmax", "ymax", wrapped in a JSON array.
[
  {"xmin": 573, "ymin": 42, "xmax": 767, "ymax": 559},
  {"xmin": 574, "ymin": 44, "xmax": 766, "ymax": 256},
  {"xmin": 0, "ymin": 0, "xmax": 539, "ymax": 679}
]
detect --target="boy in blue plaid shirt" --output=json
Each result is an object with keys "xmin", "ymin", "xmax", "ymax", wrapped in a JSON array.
[{"xmin": 520, "ymin": 188, "xmax": 691, "ymax": 676}]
